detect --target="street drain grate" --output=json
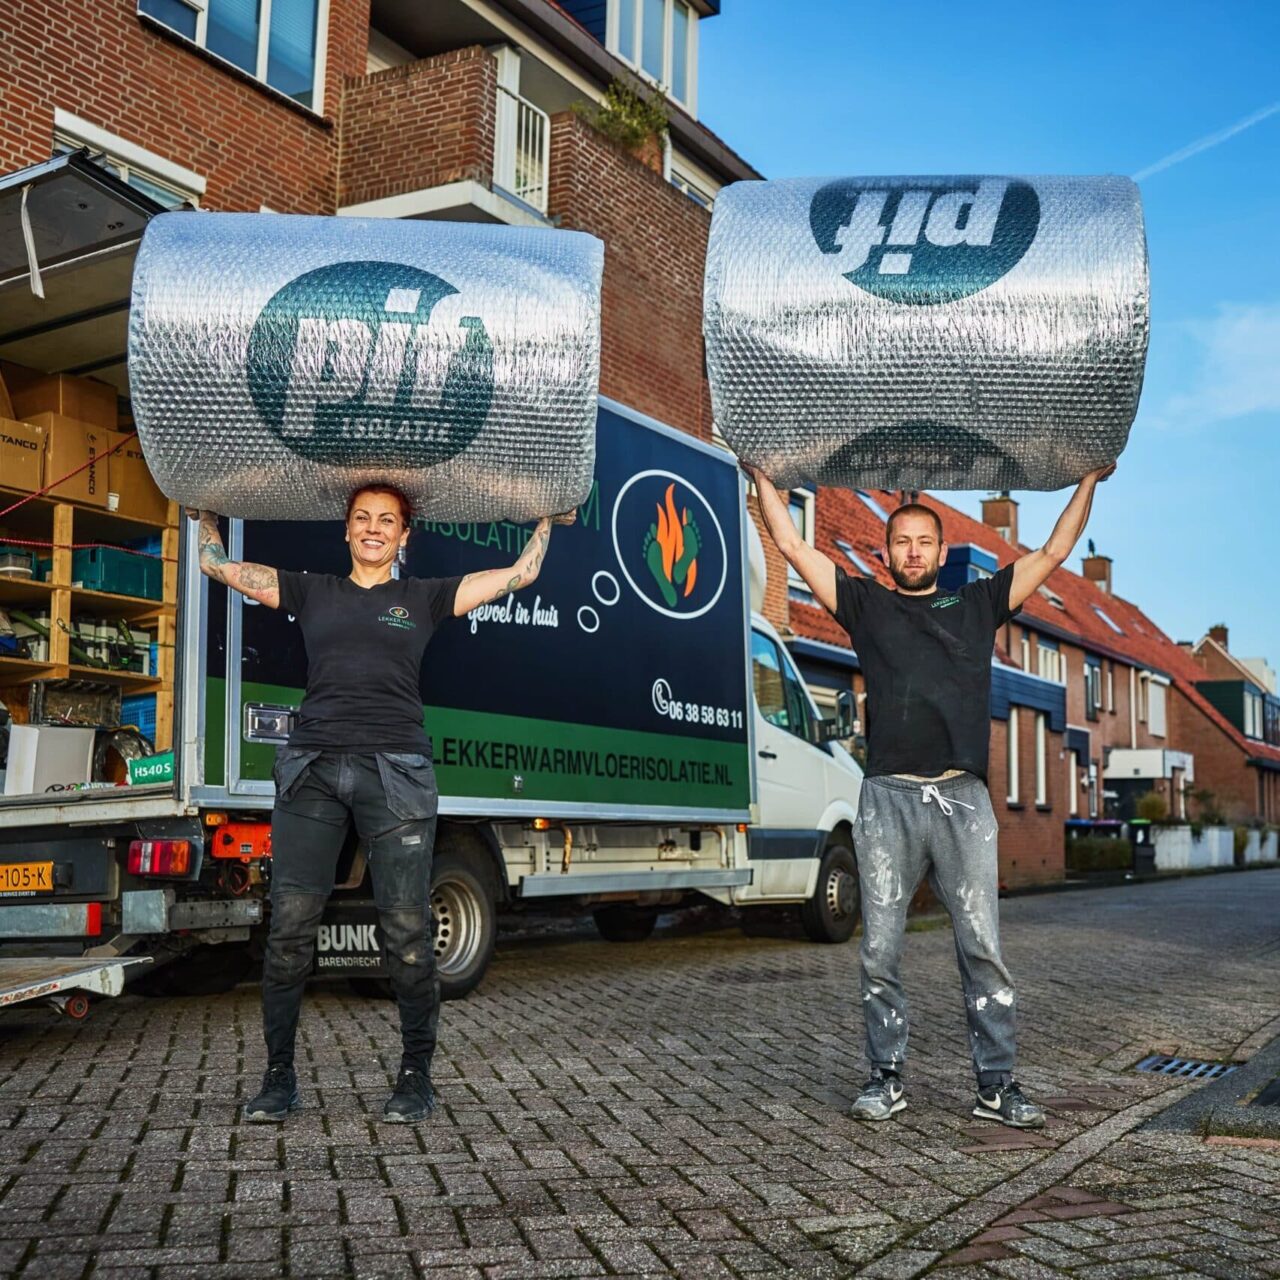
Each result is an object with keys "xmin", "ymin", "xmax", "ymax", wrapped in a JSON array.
[{"xmin": 1135, "ymin": 1054, "xmax": 1239, "ymax": 1080}]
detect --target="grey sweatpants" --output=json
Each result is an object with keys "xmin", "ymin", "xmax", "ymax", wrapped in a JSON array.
[{"xmin": 854, "ymin": 772, "xmax": 1016, "ymax": 1086}]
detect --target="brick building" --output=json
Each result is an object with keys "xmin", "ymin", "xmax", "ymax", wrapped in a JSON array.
[
  {"xmin": 0, "ymin": 0, "xmax": 753, "ymax": 416},
  {"xmin": 3, "ymin": 0, "xmax": 1272, "ymax": 886}
]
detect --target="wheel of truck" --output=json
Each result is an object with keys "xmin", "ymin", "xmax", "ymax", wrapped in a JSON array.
[
  {"xmin": 349, "ymin": 847, "xmax": 499, "ymax": 1003},
  {"xmin": 799, "ymin": 833, "xmax": 859, "ymax": 944},
  {"xmin": 593, "ymin": 904, "xmax": 660, "ymax": 942},
  {"xmin": 432, "ymin": 847, "xmax": 498, "ymax": 1001}
]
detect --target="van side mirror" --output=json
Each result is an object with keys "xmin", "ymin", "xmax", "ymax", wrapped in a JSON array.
[{"xmin": 816, "ymin": 688, "xmax": 856, "ymax": 743}]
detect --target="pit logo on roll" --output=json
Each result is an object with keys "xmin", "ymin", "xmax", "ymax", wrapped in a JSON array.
[
  {"xmin": 809, "ymin": 178, "xmax": 1040, "ymax": 304},
  {"xmin": 247, "ymin": 260, "xmax": 494, "ymax": 463}
]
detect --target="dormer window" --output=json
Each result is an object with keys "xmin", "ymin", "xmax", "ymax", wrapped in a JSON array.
[{"xmin": 611, "ymin": 0, "xmax": 698, "ymax": 109}]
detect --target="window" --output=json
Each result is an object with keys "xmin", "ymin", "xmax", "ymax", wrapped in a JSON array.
[
  {"xmin": 834, "ymin": 539, "xmax": 874, "ymax": 576},
  {"xmin": 787, "ymin": 489, "xmax": 815, "ymax": 593},
  {"xmin": 1085, "ymin": 662, "xmax": 1102, "ymax": 721},
  {"xmin": 611, "ymin": 0, "xmax": 697, "ymax": 107},
  {"xmin": 1149, "ymin": 681, "xmax": 1167, "ymax": 738},
  {"xmin": 1021, "ymin": 632, "xmax": 1031, "ymax": 672},
  {"xmin": 670, "ymin": 165, "xmax": 714, "ymax": 209},
  {"xmin": 1006, "ymin": 709, "xmax": 1020, "ymax": 804},
  {"xmin": 53, "ymin": 111, "xmax": 205, "ymax": 208},
  {"xmin": 751, "ymin": 632, "xmax": 813, "ymax": 744},
  {"xmin": 138, "ymin": 0, "xmax": 326, "ymax": 110},
  {"xmin": 1106, "ymin": 664, "xmax": 1115, "ymax": 713},
  {"xmin": 1035, "ymin": 712, "xmax": 1048, "ymax": 806},
  {"xmin": 1067, "ymin": 750, "xmax": 1079, "ymax": 816},
  {"xmin": 1093, "ymin": 606, "xmax": 1124, "ymax": 635},
  {"xmin": 1038, "ymin": 584, "xmax": 1065, "ymax": 610},
  {"xmin": 1037, "ymin": 640, "xmax": 1063, "ymax": 684},
  {"xmin": 1244, "ymin": 689, "xmax": 1264, "ymax": 740},
  {"xmin": 856, "ymin": 490, "xmax": 892, "ymax": 522}
]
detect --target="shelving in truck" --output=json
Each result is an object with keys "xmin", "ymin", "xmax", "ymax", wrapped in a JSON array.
[{"xmin": 0, "ymin": 149, "xmax": 865, "ymax": 1012}]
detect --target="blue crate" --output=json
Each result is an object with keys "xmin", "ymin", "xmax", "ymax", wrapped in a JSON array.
[
  {"xmin": 72, "ymin": 547, "xmax": 162, "ymax": 599},
  {"xmin": 121, "ymin": 694, "xmax": 157, "ymax": 743},
  {"xmin": 128, "ymin": 534, "xmax": 164, "ymax": 558}
]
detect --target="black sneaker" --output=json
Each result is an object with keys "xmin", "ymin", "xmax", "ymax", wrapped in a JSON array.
[
  {"xmin": 383, "ymin": 1066, "xmax": 436, "ymax": 1123},
  {"xmin": 973, "ymin": 1080, "xmax": 1045, "ymax": 1129},
  {"xmin": 850, "ymin": 1073, "xmax": 906, "ymax": 1122},
  {"xmin": 243, "ymin": 1065, "xmax": 300, "ymax": 1123}
]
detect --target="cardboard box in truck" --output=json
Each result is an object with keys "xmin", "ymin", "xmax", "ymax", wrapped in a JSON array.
[
  {"xmin": 1, "ymin": 364, "xmax": 117, "ymax": 431},
  {"xmin": 0, "ymin": 417, "xmax": 45, "ymax": 493},
  {"xmin": 25, "ymin": 413, "xmax": 109, "ymax": 507},
  {"xmin": 107, "ymin": 432, "xmax": 170, "ymax": 523}
]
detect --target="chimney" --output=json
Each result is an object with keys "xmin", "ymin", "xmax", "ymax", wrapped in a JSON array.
[
  {"xmin": 981, "ymin": 492, "xmax": 1018, "ymax": 544},
  {"xmin": 1209, "ymin": 623, "xmax": 1229, "ymax": 650},
  {"xmin": 1082, "ymin": 552, "xmax": 1113, "ymax": 595}
]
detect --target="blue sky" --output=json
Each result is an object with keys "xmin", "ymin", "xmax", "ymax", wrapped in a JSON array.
[{"xmin": 698, "ymin": 0, "xmax": 1279, "ymax": 665}]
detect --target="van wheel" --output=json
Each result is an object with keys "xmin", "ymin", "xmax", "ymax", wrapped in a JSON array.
[
  {"xmin": 593, "ymin": 904, "xmax": 660, "ymax": 942},
  {"xmin": 432, "ymin": 847, "xmax": 498, "ymax": 1001},
  {"xmin": 799, "ymin": 834, "xmax": 859, "ymax": 944}
]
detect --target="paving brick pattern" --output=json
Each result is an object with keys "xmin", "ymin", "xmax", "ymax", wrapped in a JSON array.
[{"xmin": 0, "ymin": 870, "xmax": 1276, "ymax": 1277}]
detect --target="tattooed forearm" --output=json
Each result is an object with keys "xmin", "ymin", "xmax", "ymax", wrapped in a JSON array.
[
  {"xmin": 197, "ymin": 513, "xmax": 231, "ymax": 582},
  {"xmin": 457, "ymin": 520, "xmax": 554, "ymax": 609},
  {"xmin": 237, "ymin": 563, "xmax": 279, "ymax": 593}
]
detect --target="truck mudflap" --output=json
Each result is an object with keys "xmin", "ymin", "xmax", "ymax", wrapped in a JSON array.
[{"xmin": 0, "ymin": 956, "xmax": 152, "ymax": 1018}]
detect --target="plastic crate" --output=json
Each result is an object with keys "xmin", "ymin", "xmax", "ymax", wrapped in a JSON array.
[
  {"xmin": 120, "ymin": 694, "xmax": 157, "ymax": 743},
  {"xmin": 71, "ymin": 547, "xmax": 162, "ymax": 600},
  {"xmin": 127, "ymin": 534, "xmax": 164, "ymax": 558}
]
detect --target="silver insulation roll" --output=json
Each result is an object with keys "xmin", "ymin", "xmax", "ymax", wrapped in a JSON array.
[
  {"xmin": 704, "ymin": 175, "xmax": 1149, "ymax": 491},
  {"xmin": 128, "ymin": 212, "xmax": 604, "ymax": 521}
]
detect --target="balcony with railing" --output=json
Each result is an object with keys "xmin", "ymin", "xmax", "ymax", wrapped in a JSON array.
[
  {"xmin": 337, "ymin": 44, "xmax": 553, "ymax": 227},
  {"xmin": 494, "ymin": 83, "xmax": 550, "ymax": 215}
]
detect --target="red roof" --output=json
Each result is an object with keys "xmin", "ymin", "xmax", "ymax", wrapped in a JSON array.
[{"xmin": 791, "ymin": 487, "xmax": 1280, "ymax": 767}]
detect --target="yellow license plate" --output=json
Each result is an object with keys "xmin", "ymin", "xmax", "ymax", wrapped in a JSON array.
[{"xmin": 0, "ymin": 862, "xmax": 53, "ymax": 896}]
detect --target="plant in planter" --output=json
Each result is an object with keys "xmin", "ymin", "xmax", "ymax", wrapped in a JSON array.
[
  {"xmin": 574, "ymin": 75, "xmax": 669, "ymax": 171},
  {"xmin": 1135, "ymin": 790, "xmax": 1169, "ymax": 823}
]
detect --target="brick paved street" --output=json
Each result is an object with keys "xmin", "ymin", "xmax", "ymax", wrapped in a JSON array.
[{"xmin": 0, "ymin": 870, "xmax": 1276, "ymax": 1279}]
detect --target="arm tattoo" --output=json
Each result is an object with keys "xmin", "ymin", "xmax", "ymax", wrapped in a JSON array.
[
  {"xmin": 196, "ymin": 514, "xmax": 277, "ymax": 596},
  {"xmin": 197, "ymin": 515, "xmax": 231, "ymax": 582},
  {"xmin": 238, "ymin": 563, "xmax": 279, "ymax": 593}
]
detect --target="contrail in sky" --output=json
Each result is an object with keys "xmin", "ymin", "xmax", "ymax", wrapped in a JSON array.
[{"xmin": 1134, "ymin": 101, "xmax": 1280, "ymax": 181}]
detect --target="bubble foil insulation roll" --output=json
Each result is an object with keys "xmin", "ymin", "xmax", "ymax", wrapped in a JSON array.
[
  {"xmin": 128, "ymin": 212, "xmax": 604, "ymax": 521},
  {"xmin": 703, "ymin": 175, "xmax": 1149, "ymax": 491}
]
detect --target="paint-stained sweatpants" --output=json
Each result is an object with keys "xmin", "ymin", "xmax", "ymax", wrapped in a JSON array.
[{"xmin": 854, "ymin": 772, "xmax": 1017, "ymax": 1087}]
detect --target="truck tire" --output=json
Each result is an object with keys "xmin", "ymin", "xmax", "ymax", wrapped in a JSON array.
[
  {"xmin": 593, "ymin": 904, "xmax": 660, "ymax": 942},
  {"xmin": 432, "ymin": 846, "xmax": 498, "ymax": 1001},
  {"xmin": 349, "ymin": 843, "xmax": 500, "ymax": 1004},
  {"xmin": 799, "ymin": 834, "xmax": 859, "ymax": 944}
]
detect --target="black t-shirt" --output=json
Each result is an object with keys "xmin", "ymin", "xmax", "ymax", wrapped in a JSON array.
[
  {"xmin": 834, "ymin": 565, "xmax": 1020, "ymax": 781},
  {"xmin": 277, "ymin": 572, "xmax": 462, "ymax": 753}
]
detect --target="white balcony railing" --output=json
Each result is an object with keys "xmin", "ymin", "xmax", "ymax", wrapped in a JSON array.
[{"xmin": 494, "ymin": 84, "xmax": 550, "ymax": 215}]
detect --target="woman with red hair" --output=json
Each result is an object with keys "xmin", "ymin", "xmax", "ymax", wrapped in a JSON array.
[{"xmin": 190, "ymin": 488, "xmax": 572, "ymax": 1125}]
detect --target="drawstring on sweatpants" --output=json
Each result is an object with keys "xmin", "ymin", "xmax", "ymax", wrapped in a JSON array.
[{"xmin": 921, "ymin": 784, "xmax": 976, "ymax": 817}]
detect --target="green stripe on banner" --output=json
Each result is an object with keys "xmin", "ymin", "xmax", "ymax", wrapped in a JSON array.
[{"xmin": 207, "ymin": 679, "xmax": 751, "ymax": 811}]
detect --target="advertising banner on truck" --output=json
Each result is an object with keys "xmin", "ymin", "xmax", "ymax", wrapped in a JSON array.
[{"xmin": 213, "ymin": 403, "xmax": 752, "ymax": 818}]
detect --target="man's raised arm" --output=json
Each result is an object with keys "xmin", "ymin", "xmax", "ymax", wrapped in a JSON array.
[
  {"xmin": 744, "ymin": 465, "xmax": 838, "ymax": 613},
  {"xmin": 1009, "ymin": 464, "xmax": 1116, "ymax": 610}
]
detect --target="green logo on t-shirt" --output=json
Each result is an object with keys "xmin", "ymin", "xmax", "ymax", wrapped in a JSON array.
[
  {"xmin": 379, "ymin": 604, "xmax": 416, "ymax": 631},
  {"xmin": 931, "ymin": 596, "xmax": 960, "ymax": 609}
]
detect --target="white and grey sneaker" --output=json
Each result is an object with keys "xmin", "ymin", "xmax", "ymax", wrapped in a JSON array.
[
  {"xmin": 850, "ymin": 1074, "xmax": 906, "ymax": 1121},
  {"xmin": 972, "ymin": 1080, "xmax": 1045, "ymax": 1129}
]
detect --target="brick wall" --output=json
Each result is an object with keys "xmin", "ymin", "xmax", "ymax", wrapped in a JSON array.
[
  {"xmin": 547, "ymin": 112, "xmax": 713, "ymax": 443},
  {"xmin": 1, "ymin": 0, "xmax": 369, "ymax": 212},
  {"xmin": 746, "ymin": 494, "xmax": 790, "ymax": 629},
  {"xmin": 338, "ymin": 46, "xmax": 496, "ymax": 208},
  {"xmin": 1169, "ymin": 689, "xmax": 1259, "ymax": 823},
  {"xmin": 989, "ymin": 711, "xmax": 1067, "ymax": 888}
]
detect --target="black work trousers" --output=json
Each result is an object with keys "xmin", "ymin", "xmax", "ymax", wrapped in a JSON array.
[{"xmin": 263, "ymin": 749, "xmax": 439, "ymax": 1073}]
